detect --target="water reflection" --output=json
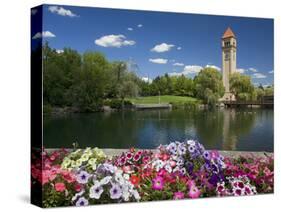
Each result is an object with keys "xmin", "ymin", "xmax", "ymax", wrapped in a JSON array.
[{"xmin": 43, "ymin": 108, "xmax": 273, "ymax": 152}]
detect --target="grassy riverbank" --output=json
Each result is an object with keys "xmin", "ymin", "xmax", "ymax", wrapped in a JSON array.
[{"xmin": 127, "ymin": 95, "xmax": 199, "ymax": 104}]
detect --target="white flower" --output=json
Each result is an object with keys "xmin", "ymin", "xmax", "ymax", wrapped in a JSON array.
[
  {"xmin": 72, "ymin": 189, "xmax": 85, "ymax": 202},
  {"xmin": 110, "ymin": 184, "xmax": 122, "ymax": 199},
  {"xmin": 177, "ymin": 144, "xmax": 187, "ymax": 155},
  {"xmin": 164, "ymin": 164, "xmax": 172, "ymax": 173},
  {"xmin": 80, "ymin": 153, "xmax": 89, "ymax": 162},
  {"xmin": 123, "ymin": 174, "xmax": 130, "ymax": 180},
  {"xmin": 84, "ymin": 147, "xmax": 92, "ymax": 154},
  {"xmin": 122, "ymin": 190, "xmax": 130, "ymax": 201},
  {"xmin": 167, "ymin": 142, "xmax": 177, "ymax": 154},
  {"xmin": 89, "ymin": 183, "xmax": 104, "ymax": 199},
  {"xmin": 187, "ymin": 140, "xmax": 196, "ymax": 146},
  {"xmin": 77, "ymin": 171, "xmax": 91, "ymax": 184},
  {"xmin": 115, "ymin": 172, "xmax": 125, "ymax": 184},
  {"xmin": 100, "ymin": 176, "xmax": 112, "ymax": 185},
  {"xmin": 132, "ymin": 190, "xmax": 141, "ymax": 201},
  {"xmin": 75, "ymin": 197, "xmax": 88, "ymax": 207}
]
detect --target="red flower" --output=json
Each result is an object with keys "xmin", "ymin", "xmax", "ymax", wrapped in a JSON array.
[
  {"xmin": 74, "ymin": 183, "xmax": 82, "ymax": 192},
  {"xmin": 62, "ymin": 171, "xmax": 76, "ymax": 183},
  {"xmin": 55, "ymin": 182, "xmax": 66, "ymax": 192},
  {"xmin": 130, "ymin": 175, "xmax": 140, "ymax": 186}
]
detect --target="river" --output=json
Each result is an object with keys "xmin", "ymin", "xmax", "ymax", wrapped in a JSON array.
[{"xmin": 43, "ymin": 108, "xmax": 273, "ymax": 152}]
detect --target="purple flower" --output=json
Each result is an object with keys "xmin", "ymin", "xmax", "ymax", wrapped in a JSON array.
[
  {"xmin": 77, "ymin": 171, "xmax": 91, "ymax": 184},
  {"xmin": 203, "ymin": 151, "xmax": 211, "ymax": 160},
  {"xmin": 75, "ymin": 197, "xmax": 89, "ymax": 207},
  {"xmin": 110, "ymin": 184, "xmax": 122, "ymax": 199},
  {"xmin": 209, "ymin": 174, "xmax": 220, "ymax": 186}
]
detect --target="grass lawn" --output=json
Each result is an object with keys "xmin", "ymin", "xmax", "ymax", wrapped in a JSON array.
[{"xmin": 127, "ymin": 95, "xmax": 199, "ymax": 104}]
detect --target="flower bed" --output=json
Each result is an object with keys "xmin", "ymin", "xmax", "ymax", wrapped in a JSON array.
[{"xmin": 31, "ymin": 140, "xmax": 274, "ymax": 208}]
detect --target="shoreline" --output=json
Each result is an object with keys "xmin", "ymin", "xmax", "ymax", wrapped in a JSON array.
[{"xmin": 45, "ymin": 148, "xmax": 273, "ymax": 158}]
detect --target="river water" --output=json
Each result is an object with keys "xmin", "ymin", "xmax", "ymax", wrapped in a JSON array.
[{"xmin": 43, "ymin": 108, "xmax": 274, "ymax": 152}]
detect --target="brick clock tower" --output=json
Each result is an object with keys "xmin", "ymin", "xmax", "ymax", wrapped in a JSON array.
[{"xmin": 221, "ymin": 27, "xmax": 236, "ymax": 101}]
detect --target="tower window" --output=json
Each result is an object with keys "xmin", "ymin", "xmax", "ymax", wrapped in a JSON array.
[{"xmin": 224, "ymin": 41, "xmax": 231, "ymax": 47}]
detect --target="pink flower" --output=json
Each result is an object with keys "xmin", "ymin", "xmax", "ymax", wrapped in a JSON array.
[
  {"xmin": 157, "ymin": 169, "xmax": 167, "ymax": 177},
  {"xmin": 55, "ymin": 182, "xmax": 66, "ymax": 192},
  {"xmin": 173, "ymin": 191, "xmax": 185, "ymax": 200},
  {"xmin": 126, "ymin": 152, "xmax": 133, "ymax": 160},
  {"xmin": 188, "ymin": 180, "xmax": 196, "ymax": 187},
  {"xmin": 154, "ymin": 153, "xmax": 161, "ymax": 159},
  {"xmin": 133, "ymin": 153, "xmax": 141, "ymax": 161},
  {"xmin": 162, "ymin": 154, "xmax": 169, "ymax": 161},
  {"xmin": 122, "ymin": 165, "xmax": 132, "ymax": 173},
  {"xmin": 169, "ymin": 160, "xmax": 177, "ymax": 168},
  {"xmin": 142, "ymin": 156, "xmax": 150, "ymax": 164},
  {"xmin": 188, "ymin": 185, "xmax": 200, "ymax": 198},
  {"xmin": 62, "ymin": 171, "xmax": 76, "ymax": 183},
  {"xmin": 152, "ymin": 176, "xmax": 164, "ymax": 190},
  {"xmin": 263, "ymin": 167, "xmax": 272, "ymax": 176},
  {"xmin": 42, "ymin": 170, "xmax": 56, "ymax": 185}
]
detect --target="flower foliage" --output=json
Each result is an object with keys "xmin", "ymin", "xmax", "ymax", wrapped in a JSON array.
[{"xmin": 31, "ymin": 140, "xmax": 274, "ymax": 207}]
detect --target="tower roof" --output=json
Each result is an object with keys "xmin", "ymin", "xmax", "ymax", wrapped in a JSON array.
[{"xmin": 222, "ymin": 27, "xmax": 236, "ymax": 39}]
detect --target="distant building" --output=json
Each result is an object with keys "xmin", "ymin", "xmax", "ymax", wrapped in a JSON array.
[{"xmin": 221, "ymin": 27, "xmax": 236, "ymax": 101}]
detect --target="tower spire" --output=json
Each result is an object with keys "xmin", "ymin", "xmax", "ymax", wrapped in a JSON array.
[{"xmin": 222, "ymin": 27, "xmax": 236, "ymax": 39}]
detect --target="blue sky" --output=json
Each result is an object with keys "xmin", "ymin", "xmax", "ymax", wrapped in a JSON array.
[{"xmin": 32, "ymin": 4, "xmax": 274, "ymax": 86}]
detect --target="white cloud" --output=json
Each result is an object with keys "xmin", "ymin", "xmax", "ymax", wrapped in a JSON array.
[
  {"xmin": 169, "ymin": 72, "xmax": 183, "ymax": 76},
  {"xmin": 249, "ymin": 67, "xmax": 258, "ymax": 72},
  {"xmin": 141, "ymin": 77, "xmax": 152, "ymax": 83},
  {"xmin": 137, "ymin": 24, "xmax": 143, "ymax": 28},
  {"xmin": 205, "ymin": 64, "xmax": 221, "ymax": 71},
  {"xmin": 95, "ymin": 34, "xmax": 136, "ymax": 48},
  {"xmin": 252, "ymin": 73, "xmax": 267, "ymax": 79},
  {"xmin": 149, "ymin": 58, "xmax": 168, "ymax": 64},
  {"xmin": 173, "ymin": 62, "xmax": 184, "ymax": 66},
  {"xmin": 48, "ymin": 6, "xmax": 78, "ymax": 17},
  {"xmin": 177, "ymin": 47, "xmax": 182, "ymax": 50},
  {"xmin": 151, "ymin": 43, "xmax": 175, "ymax": 53},
  {"xmin": 236, "ymin": 68, "xmax": 245, "ymax": 74},
  {"xmin": 32, "ymin": 31, "xmax": 56, "ymax": 39},
  {"xmin": 56, "ymin": 49, "xmax": 64, "ymax": 54},
  {"xmin": 169, "ymin": 65, "xmax": 203, "ymax": 76},
  {"xmin": 183, "ymin": 65, "xmax": 203, "ymax": 74},
  {"xmin": 127, "ymin": 27, "xmax": 133, "ymax": 31},
  {"xmin": 269, "ymin": 70, "xmax": 274, "ymax": 74}
]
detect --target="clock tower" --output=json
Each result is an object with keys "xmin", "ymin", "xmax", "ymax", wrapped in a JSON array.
[{"xmin": 222, "ymin": 27, "xmax": 236, "ymax": 101}]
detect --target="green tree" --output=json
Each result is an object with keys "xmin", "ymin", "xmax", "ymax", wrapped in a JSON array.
[
  {"xmin": 43, "ymin": 43, "xmax": 81, "ymax": 106},
  {"xmin": 72, "ymin": 52, "xmax": 110, "ymax": 112},
  {"xmin": 194, "ymin": 67, "xmax": 224, "ymax": 105},
  {"xmin": 230, "ymin": 72, "xmax": 254, "ymax": 100},
  {"xmin": 264, "ymin": 85, "xmax": 274, "ymax": 96}
]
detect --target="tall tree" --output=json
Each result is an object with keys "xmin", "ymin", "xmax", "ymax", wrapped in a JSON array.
[
  {"xmin": 194, "ymin": 67, "xmax": 224, "ymax": 104},
  {"xmin": 230, "ymin": 72, "xmax": 254, "ymax": 101}
]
